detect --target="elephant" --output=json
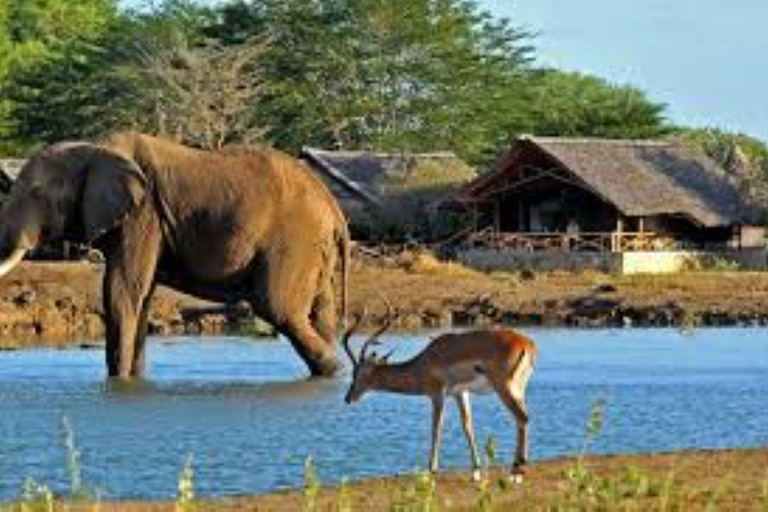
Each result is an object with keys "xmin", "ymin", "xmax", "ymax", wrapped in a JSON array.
[{"xmin": 0, "ymin": 132, "xmax": 350, "ymax": 379}]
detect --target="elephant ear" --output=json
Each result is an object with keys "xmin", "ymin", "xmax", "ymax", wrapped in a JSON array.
[{"xmin": 82, "ymin": 146, "xmax": 147, "ymax": 243}]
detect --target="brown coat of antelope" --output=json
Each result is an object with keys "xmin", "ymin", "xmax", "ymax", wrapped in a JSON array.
[{"xmin": 343, "ymin": 309, "xmax": 537, "ymax": 482}]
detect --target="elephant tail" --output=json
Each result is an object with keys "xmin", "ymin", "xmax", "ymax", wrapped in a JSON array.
[{"xmin": 337, "ymin": 223, "xmax": 351, "ymax": 336}]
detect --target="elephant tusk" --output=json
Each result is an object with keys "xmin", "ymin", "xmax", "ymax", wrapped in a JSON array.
[{"xmin": 0, "ymin": 247, "xmax": 26, "ymax": 278}]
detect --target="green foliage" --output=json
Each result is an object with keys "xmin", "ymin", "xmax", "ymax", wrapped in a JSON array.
[
  {"xmin": 176, "ymin": 453, "xmax": 196, "ymax": 512},
  {"xmin": 551, "ymin": 464, "xmax": 671, "ymax": 511},
  {"xmin": 392, "ymin": 470, "xmax": 437, "ymax": 512},
  {"xmin": 201, "ymin": 0, "xmax": 536, "ymax": 163},
  {"xmin": 303, "ymin": 455, "xmax": 321, "ymax": 512},
  {"xmin": 674, "ymin": 127, "xmax": 768, "ymax": 175},
  {"xmin": 0, "ymin": 0, "xmax": 679, "ymax": 164},
  {"xmin": 337, "ymin": 477, "xmax": 353, "ymax": 512},
  {"xmin": 19, "ymin": 479, "xmax": 54, "ymax": 512},
  {"xmin": 579, "ymin": 396, "xmax": 607, "ymax": 462},
  {"xmin": 526, "ymin": 70, "xmax": 669, "ymax": 139},
  {"xmin": 0, "ymin": 0, "xmax": 118, "ymax": 154},
  {"xmin": 673, "ymin": 127, "xmax": 768, "ymax": 215},
  {"xmin": 1, "ymin": 0, "xmax": 215, "ymax": 153},
  {"xmin": 61, "ymin": 417, "xmax": 83, "ymax": 499}
]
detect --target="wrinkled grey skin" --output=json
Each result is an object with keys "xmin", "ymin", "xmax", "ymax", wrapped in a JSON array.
[{"xmin": 0, "ymin": 133, "xmax": 349, "ymax": 379}]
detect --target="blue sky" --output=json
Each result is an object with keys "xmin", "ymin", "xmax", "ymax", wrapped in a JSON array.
[{"xmin": 479, "ymin": 0, "xmax": 768, "ymax": 142}]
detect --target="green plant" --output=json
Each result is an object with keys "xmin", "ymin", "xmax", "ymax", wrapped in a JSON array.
[
  {"xmin": 336, "ymin": 477, "xmax": 352, "ymax": 512},
  {"xmin": 475, "ymin": 475, "xmax": 494, "ymax": 512},
  {"xmin": 61, "ymin": 417, "xmax": 83, "ymax": 499},
  {"xmin": 19, "ymin": 478, "xmax": 54, "ymax": 512},
  {"xmin": 580, "ymin": 397, "xmax": 607, "ymax": 462},
  {"xmin": 393, "ymin": 471, "xmax": 436, "ymax": 512},
  {"xmin": 61, "ymin": 416, "xmax": 102, "ymax": 505},
  {"xmin": 550, "ymin": 397, "xmax": 610, "ymax": 509},
  {"xmin": 303, "ymin": 456, "xmax": 321, "ymax": 512},
  {"xmin": 176, "ymin": 454, "xmax": 195, "ymax": 512},
  {"xmin": 473, "ymin": 434, "xmax": 502, "ymax": 511}
]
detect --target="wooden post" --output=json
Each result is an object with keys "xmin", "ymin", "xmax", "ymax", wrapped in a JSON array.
[{"xmin": 613, "ymin": 217, "xmax": 624, "ymax": 252}]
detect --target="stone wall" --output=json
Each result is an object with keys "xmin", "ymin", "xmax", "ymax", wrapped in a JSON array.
[
  {"xmin": 457, "ymin": 248, "xmax": 767, "ymax": 274},
  {"xmin": 457, "ymin": 249, "xmax": 619, "ymax": 272}
]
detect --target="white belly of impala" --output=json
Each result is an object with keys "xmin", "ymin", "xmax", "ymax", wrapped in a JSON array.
[
  {"xmin": 444, "ymin": 362, "xmax": 494, "ymax": 396},
  {"xmin": 447, "ymin": 375, "xmax": 494, "ymax": 395}
]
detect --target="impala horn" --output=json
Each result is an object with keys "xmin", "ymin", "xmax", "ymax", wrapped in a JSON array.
[{"xmin": 358, "ymin": 293, "xmax": 397, "ymax": 363}]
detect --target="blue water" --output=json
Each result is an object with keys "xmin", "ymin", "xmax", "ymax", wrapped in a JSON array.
[{"xmin": 0, "ymin": 328, "xmax": 767, "ymax": 499}]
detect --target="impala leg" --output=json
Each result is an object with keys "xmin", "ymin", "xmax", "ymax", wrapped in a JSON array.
[
  {"xmin": 493, "ymin": 377, "xmax": 530, "ymax": 483},
  {"xmin": 429, "ymin": 396, "xmax": 446, "ymax": 473},
  {"xmin": 456, "ymin": 391, "xmax": 482, "ymax": 481}
]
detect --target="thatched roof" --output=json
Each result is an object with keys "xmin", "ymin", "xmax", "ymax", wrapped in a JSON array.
[
  {"xmin": 302, "ymin": 147, "xmax": 476, "ymax": 207},
  {"xmin": 460, "ymin": 136, "xmax": 755, "ymax": 228}
]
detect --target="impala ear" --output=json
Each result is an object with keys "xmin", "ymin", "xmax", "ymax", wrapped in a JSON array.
[{"xmin": 82, "ymin": 146, "xmax": 147, "ymax": 243}]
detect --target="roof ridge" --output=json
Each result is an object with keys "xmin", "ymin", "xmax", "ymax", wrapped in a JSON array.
[
  {"xmin": 302, "ymin": 146, "xmax": 459, "ymax": 159},
  {"xmin": 520, "ymin": 134, "xmax": 672, "ymax": 147}
]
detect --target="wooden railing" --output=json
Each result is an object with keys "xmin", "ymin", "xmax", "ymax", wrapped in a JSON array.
[{"xmin": 465, "ymin": 229, "xmax": 678, "ymax": 253}]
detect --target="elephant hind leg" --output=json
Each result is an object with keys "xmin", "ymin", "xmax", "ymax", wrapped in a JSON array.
[
  {"xmin": 311, "ymin": 277, "xmax": 337, "ymax": 346},
  {"xmin": 280, "ymin": 315, "xmax": 340, "ymax": 377},
  {"xmin": 262, "ymin": 243, "xmax": 340, "ymax": 377}
]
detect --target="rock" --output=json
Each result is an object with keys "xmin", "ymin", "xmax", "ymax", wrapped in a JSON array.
[
  {"xmin": 13, "ymin": 290, "xmax": 36, "ymax": 307},
  {"xmin": 594, "ymin": 283, "xmax": 618, "ymax": 294}
]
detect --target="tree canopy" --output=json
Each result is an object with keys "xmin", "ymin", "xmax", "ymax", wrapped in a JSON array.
[{"xmin": 0, "ymin": 0, "xmax": 679, "ymax": 163}]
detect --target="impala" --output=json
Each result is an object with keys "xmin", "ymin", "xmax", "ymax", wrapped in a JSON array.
[{"xmin": 342, "ymin": 305, "xmax": 538, "ymax": 483}]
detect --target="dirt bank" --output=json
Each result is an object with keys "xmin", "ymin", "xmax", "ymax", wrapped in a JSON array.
[
  {"xmin": 17, "ymin": 446, "xmax": 768, "ymax": 511},
  {"xmin": 3, "ymin": 254, "xmax": 768, "ymax": 348},
  {"xmin": 204, "ymin": 446, "xmax": 768, "ymax": 511}
]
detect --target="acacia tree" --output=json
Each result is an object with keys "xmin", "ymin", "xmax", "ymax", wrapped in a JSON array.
[
  {"xmin": 134, "ymin": 36, "xmax": 270, "ymax": 149},
  {"xmin": 205, "ymin": 0, "xmax": 536, "ymax": 162}
]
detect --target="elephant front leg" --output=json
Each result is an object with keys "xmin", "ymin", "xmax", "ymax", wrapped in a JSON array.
[
  {"xmin": 101, "ymin": 209, "xmax": 162, "ymax": 379},
  {"xmin": 131, "ymin": 282, "xmax": 157, "ymax": 377},
  {"xmin": 104, "ymin": 267, "xmax": 151, "ymax": 379}
]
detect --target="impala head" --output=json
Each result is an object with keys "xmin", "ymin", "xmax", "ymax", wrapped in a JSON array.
[{"xmin": 343, "ymin": 296, "xmax": 397, "ymax": 404}]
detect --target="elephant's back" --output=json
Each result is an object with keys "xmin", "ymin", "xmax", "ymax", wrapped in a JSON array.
[{"xmin": 236, "ymin": 148, "xmax": 347, "ymax": 232}]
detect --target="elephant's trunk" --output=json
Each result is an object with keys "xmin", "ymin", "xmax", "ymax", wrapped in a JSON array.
[{"xmin": 0, "ymin": 247, "xmax": 26, "ymax": 278}]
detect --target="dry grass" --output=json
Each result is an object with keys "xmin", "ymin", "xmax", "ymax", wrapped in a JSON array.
[{"xmin": 395, "ymin": 250, "xmax": 481, "ymax": 277}]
